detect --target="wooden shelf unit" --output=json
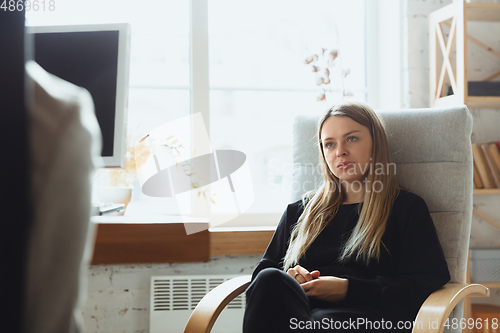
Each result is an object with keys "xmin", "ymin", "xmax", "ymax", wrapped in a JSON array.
[
  {"xmin": 429, "ymin": 4, "xmax": 500, "ymax": 330},
  {"xmin": 429, "ymin": 2, "xmax": 500, "ymax": 108}
]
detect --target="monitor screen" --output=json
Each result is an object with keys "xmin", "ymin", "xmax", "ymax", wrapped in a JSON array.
[{"xmin": 27, "ymin": 23, "xmax": 131, "ymax": 168}]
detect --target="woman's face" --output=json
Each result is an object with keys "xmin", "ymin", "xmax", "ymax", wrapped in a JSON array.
[{"xmin": 320, "ymin": 115, "xmax": 373, "ymax": 185}]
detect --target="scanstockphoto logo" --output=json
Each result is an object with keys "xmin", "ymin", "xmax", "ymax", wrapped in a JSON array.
[{"xmin": 134, "ymin": 113, "xmax": 254, "ymax": 235}]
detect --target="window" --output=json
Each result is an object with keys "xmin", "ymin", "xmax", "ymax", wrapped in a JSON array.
[
  {"xmin": 27, "ymin": 0, "xmax": 370, "ymax": 227},
  {"xmin": 208, "ymin": 0, "xmax": 366, "ymax": 221},
  {"xmin": 26, "ymin": 0, "xmax": 192, "ymax": 215}
]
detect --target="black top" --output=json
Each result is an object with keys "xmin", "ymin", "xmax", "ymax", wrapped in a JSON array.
[{"xmin": 251, "ymin": 190, "xmax": 450, "ymax": 323}]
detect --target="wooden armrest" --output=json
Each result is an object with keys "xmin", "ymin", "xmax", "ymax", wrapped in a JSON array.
[
  {"xmin": 412, "ymin": 283, "xmax": 490, "ymax": 333},
  {"xmin": 184, "ymin": 275, "xmax": 252, "ymax": 333},
  {"xmin": 183, "ymin": 279, "xmax": 489, "ymax": 333}
]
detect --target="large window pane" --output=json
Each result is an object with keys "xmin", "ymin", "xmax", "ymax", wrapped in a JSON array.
[
  {"xmin": 131, "ymin": 34, "xmax": 189, "ymax": 88},
  {"xmin": 26, "ymin": 1, "xmax": 191, "ymax": 212},
  {"xmin": 208, "ymin": 0, "xmax": 365, "ymax": 92},
  {"xmin": 208, "ymin": 0, "xmax": 366, "ymax": 214}
]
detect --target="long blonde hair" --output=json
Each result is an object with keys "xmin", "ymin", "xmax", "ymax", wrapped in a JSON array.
[{"xmin": 283, "ymin": 101, "xmax": 400, "ymax": 270}]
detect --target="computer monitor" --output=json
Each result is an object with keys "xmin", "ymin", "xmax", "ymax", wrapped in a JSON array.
[{"xmin": 27, "ymin": 23, "xmax": 131, "ymax": 168}]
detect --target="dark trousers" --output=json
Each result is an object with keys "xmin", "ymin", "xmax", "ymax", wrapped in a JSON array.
[{"xmin": 243, "ymin": 267, "xmax": 393, "ymax": 333}]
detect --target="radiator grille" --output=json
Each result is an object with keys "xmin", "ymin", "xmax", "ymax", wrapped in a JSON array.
[{"xmin": 152, "ymin": 275, "xmax": 246, "ymax": 311}]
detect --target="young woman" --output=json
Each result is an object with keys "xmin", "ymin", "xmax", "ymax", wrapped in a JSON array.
[{"xmin": 243, "ymin": 101, "xmax": 450, "ymax": 332}]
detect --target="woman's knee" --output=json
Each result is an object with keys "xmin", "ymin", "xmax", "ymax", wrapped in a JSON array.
[
  {"xmin": 257, "ymin": 267, "xmax": 286, "ymax": 280},
  {"xmin": 256, "ymin": 267, "xmax": 296, "ymax": 286},
  {"xmin": 247, "ymin": 268, "xmax": 289, "ymax": 292},
  {"xmin": 248, "ymin": 267, "xmax": 302, "ymax": 296}
]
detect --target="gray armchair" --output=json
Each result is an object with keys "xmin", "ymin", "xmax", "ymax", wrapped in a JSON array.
[{"xmin": 184, "ymin": 105, "xmax": 489, "ymax": 333}]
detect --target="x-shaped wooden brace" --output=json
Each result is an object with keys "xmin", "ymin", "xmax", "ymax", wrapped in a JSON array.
[
  {"xmin": 442, "ymin": 20, "xmax": 500, "ymax": 82},
  {"xmin": 435, "ymin": 17, "xmax": 458, "ymax": 100}
]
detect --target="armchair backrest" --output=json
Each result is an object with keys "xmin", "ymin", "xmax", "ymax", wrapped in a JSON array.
[{"xmin": 291, "ymin": 105, "xmax": 473, "ymax": 285}]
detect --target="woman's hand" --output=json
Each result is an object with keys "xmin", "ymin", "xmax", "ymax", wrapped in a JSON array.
[
  {"xmin": 287, "ymin": 265, "xmax": 320, "ymax": 284},
  {"xmin": 300, "ymin": 275, "xmax": 349, "ymax": 302},
  {"xmin": 287, "ymin": 265, "xmax": 348, "ymax": 302}
]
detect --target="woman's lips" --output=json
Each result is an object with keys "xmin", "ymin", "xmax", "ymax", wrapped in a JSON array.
[{"xmin": 337, "ymin": 162, "xmax": 354, "ymax": 170}]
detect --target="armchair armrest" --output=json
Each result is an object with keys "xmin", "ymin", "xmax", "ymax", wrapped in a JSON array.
[
  {"xmin": 184, "ymin": 275, "xmax": 251, "ymax": 333},
  {"xmin": 412, "ymin": 283, "xmax": 490, "ymax": 333},
  {"xmin": 183, "ymin": 279, "xmax": 489, "ymax": 333}
]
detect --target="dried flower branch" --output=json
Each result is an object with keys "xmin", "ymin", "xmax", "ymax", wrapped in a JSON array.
[{"xmin": 303, "ymin": 21, "xmax": 353, "ymax": 103}]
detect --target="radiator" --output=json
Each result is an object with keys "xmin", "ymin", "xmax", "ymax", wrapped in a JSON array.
[{"xmin": 150, "ymin": 275, "xmax": 246, "ymax": 333}]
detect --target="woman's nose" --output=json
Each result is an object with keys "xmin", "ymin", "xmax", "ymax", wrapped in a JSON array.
[{"xmin": 336, "ymin": 144, "xmax": 348, "ymax": 157}]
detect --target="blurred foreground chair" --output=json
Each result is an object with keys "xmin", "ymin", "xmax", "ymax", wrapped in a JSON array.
[
  {"xmin": 24, "ymin": 61, "xmax": 102, "ymax": 333},
  {"xmin": 184, "ymin": 105, "xmax": 489, "ymax": 333}
]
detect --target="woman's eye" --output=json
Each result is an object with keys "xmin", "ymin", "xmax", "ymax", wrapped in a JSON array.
[
  {"xmin": 325, "ymin": 142, "xmax": 333, "ymax": 148},
  {"xmin": 347, "ymin": 136, "xmax": 357, "ymax": 142}
]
